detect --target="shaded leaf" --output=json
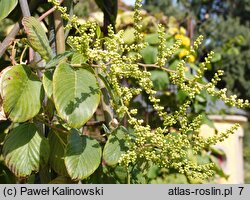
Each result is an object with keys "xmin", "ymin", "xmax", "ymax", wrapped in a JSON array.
[
  {"xmin": 49, "ymin": 176, "xmax": 76, "ymax": 184},
  {"xmin": 201, "ymin": 113, "xmax": 216, "ymax": 129},
  {"xmin": 140, "ymin": 46, "xmax": 158, "ymax": 64},
  {"xmin": 210, "ymin": 155, "xmax": 229, "ymax": 179},
  {"xmin": 2, "ymin": 65, "xmax": 43, "ymax": 122},
  {"xmin": 145, "ymin": 33, "xmax": 159, "ymax": 45},
  {"xmin": 0, "ymin": 160, "xmax": 16, "ymax": 184},
  {"xmin": 48, "ymin": 128, "xmax": 69, "ymax": 176},
  {"xmin": 3, "ymin": 123, "xmax": 49, "ymax": 177},
  {"xmin": 211, "ymin": 53, "xmax": 221, "ymax": 63},
  {"xmin": 53, "ymin": 63, "xmax": 100, "ymax": 128},
  {"xmin": 22, "ymin": 17, "xmax": 54, "ymax": 61},
  {"xmin": 150, "ymin": 70, "xmax": 169, "ymax": 90},
  {"xmin": 103, "ymin": 127, "xmax": 128, "ymax": 166},
  {"xmin": 65, "ymin": 129, "xmax": 102, "ymax": 180},
  {"xmin": 0, "ymin": 0, "xmax": 18, "ymax": 20}
]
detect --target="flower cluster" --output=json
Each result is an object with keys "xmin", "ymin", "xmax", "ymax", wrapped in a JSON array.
[{"xmin": 48, "ymin": 0, "xmax": 250, "ymax": 180}]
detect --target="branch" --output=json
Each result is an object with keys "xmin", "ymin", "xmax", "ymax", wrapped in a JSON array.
[
  {"xmin": 39, "ymin": 0, "xmax": 64, "ymax": 21},
  {"xmin": 86, "ymin": 120, "xmax": 105, "ymax": 126},
  {"xmin": 0, "ymin": 0, "xmax": 44, "ymax": 58},
  {"xmin": 53, "ymin": 9, "xmax": 65, "ymax": 54},
  {"xmin": 0, "ymin": 22, "xmax": 22, "ymax": 58},
  {"xmin": 0, "ymin": 0, "xmax": 64, "ymax": 58},
  {"xmin": 137, "ymin": 63, "xmax": 176, "ymax": 73},
  {"xmin": 19, "ymin": 0, "xmax": 31, "ymax": 16},
  {"xmin": 19, "ymin": 0, "xmax": 34, "ymax": 62}
]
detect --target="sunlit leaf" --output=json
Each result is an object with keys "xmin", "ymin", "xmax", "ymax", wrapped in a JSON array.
[
  {"xmin": 42, "ymin": 71, "xmax": 53, "ymax": 99},
  {"xmin": 0, "ymin": 0, "xmax": 18, "ymax": 20},
  {"xmin": 103, "ymin": 127, "xmax": 128, "ymax": 166},
  {"xmin": 22, "ymin": 17, "xmax": 54, "ymax": 61},
  {"xmin": 53, "ymin": 63, "xmax": 100, "ymax": 128},
  {"xmin": 2, "ymin": 65, "xmax": 43, "ymax": 122}
]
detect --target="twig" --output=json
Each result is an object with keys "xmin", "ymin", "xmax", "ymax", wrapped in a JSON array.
[
  {"xmin": 86, "ymin": 120, "xmax": 105, "ymax": 126},
  {"xmin": 10, "ymin": 40, "xmax": 17, "ymax": 65},
  {"xmin": 19, "ymin": 45, "xmax": 28, "ymax": 63},
  {"xmin": 35, "ymin": 115, "xmax": 68, "ymax": 134},
  {"xmin": 0, "ymin": 0, "xmax": 44, "ymax": 58},
  {"xmin": 137, "ymin": 63, "xmax": 176, "ymax": 73},
  {"xmin": 39, "ymin": 7, "xmax": 56, "ymax": 21},
  {"xmin": 0, "ymin": 0, "xmax": 64, "ymax": 58},
  {"xmin": 0, "ymin": 22, "xmax": 22, "ymax": 58},
  {"xmin": 72, "ymin": 64, "xmax": 103, "ymax": 68},
  {"xmin": 38, "ymin": 0, "xmax": 64, "ymax": 21}
]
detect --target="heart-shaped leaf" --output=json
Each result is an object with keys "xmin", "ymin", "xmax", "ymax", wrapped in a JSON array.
[
  {"xmin": 103, "ymin": 127, "xmax": 129, "ymax": 166},
  {"xmin": 22, "ymin": 17, "xmax": 54, "ymax": 61},
  {"xmin": 65, "ymin": 129, "xmax": 102, "ymax": 180},
  {"xmin": 3, "ymin": 123, "xmax": 49, "ymax": 177},
  {"xmin": 0, "ymin": 0, "xmax": 18, "ymax": 20},
  {"xmin": 2, "ymin": 65, "xmax": 43, "ymax": 122},
  {"xmin": 53, "ymin": 63, "xmax": 100, "ymax": 128}
]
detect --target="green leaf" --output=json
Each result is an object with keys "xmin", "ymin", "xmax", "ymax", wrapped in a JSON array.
[
  {"xmin": 150, "ymin": 70, "xmax": 169, "ymax": 90},
  {"xmin": 103, "ymin": 127, "xmax": 128, "ymax": 166},
  {"xmin": 22, "ymin": 17, "xmax": 54, "ymax": 61},
  {"xmin": 196, "ymin": 94, "xmax": 206, "ymax": 103},
  {"xmin": 53, "ymin": 63, "xmax": 100, "ymax": 128},
  {"xmin": 98, "ymin": 73, "xmax": 117, "ymax": 104},
  {"xmin": 145, "ymin": 33, "xmax": 159, "ymax": 45},
  {"xmin": 211, "ymin": 53, "xmax": 221, "ymax": 63},
  {"xmin": 2, "ymin": 65, "xmax": 43, "ymax": 122},
  {"xmin": 46, "ymin": 51, "xmax": 74, "ymax": 69},
  {"xmin": 140, "ymin": 46, "xmax": 158, "ymax": 64},
  {"xmin": 123, "ymin": 27, "xmax": 135, "ymax": 44},
  {"xmin": 43, "ymin": 71, "xmax": 53, "ymax": 99},
  {"xmin": 147, "ymin": 165, "xmax": 159, "ymax": 179},
  {"xmin": 3, "ymin": 123, "xmax": 49, "ymax": 177},
  {"xmin": 0, "ymin": 0, "xmax": 18, "ymax": 21},
  {"xmin": 96, "ymin": 25, "xmax": 102, "ymax": 38},
  {"xmin": 210, "ymin": 155, "xmax": 229, "ymax": 179},
  {"xmin": 201, "ymin": 113, "xmax": 216, "ymax": 129},
  {"xmin": 71, "ymin": 52, "xmax": 87, "ymax": 64},
  {"xmin": 177, "ymin": 90, "xmax": 188, "ymax": 103},
  {"xmin": 189, "ymin": 63, "xmax": 199, "ymax": 71},
  {"xmin": 48, "ymin": 128, "xmax": 69, "ymax": 176},
  {"xmin": 65, "ymin": 129, "xmax": 102, "ymax": 180}
]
